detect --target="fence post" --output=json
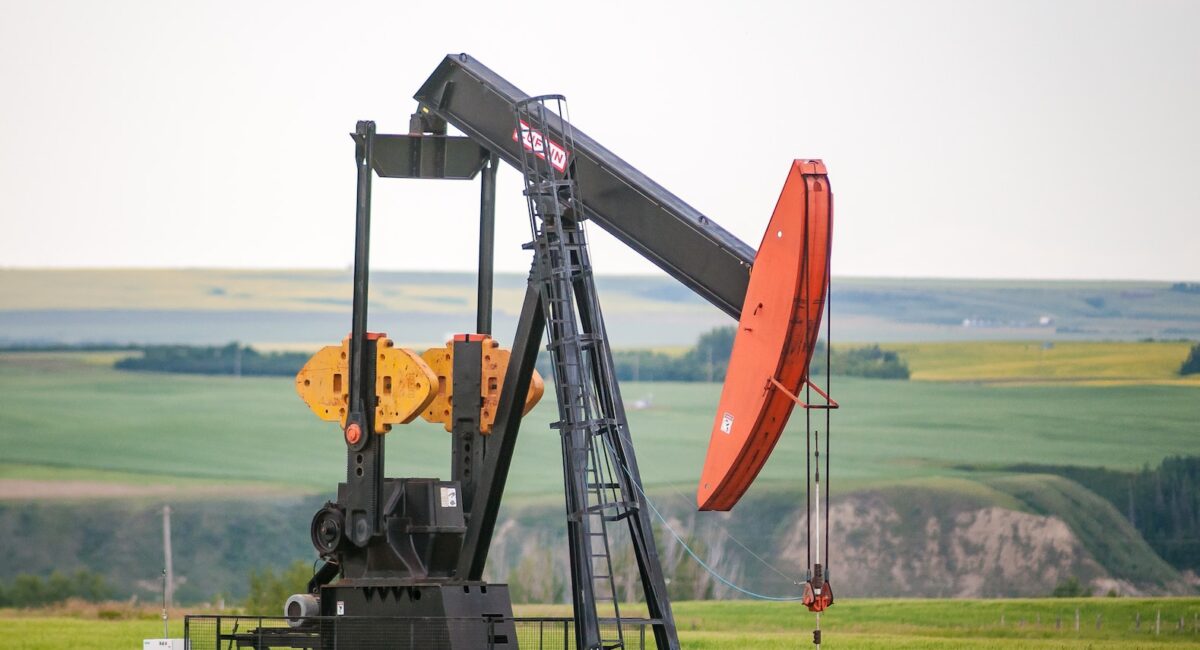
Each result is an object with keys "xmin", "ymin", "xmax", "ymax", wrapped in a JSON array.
[
  {"xmin": 1156, "ymin": 609, "xmax": 1161, "ymax": 636},
  {"xmin": 1056, "ymin": 615, "xmax": 1062, "ymax": 630},
  {"xmin": 1136, "ymin": 611, "xmax": 1141, "ymax": 631},
  {"xmin": 1075, "ymin": 608, "xmax": 1080, "ymax": 632},
  {"xmin": 1096, "ymin": 614, "xmax": 1102, "ymax": 630}
]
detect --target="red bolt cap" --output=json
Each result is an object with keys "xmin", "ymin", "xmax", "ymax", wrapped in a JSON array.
[{"xmin": 345, "ymin": 423, "xmax": 362, "ymax": 445}]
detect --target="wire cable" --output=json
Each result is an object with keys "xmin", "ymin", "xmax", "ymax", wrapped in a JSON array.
[
  {"xmin": 602, "ymin": 437, "xmax": 806, "ymax": 601},
  {"xmin": 655, "ymin": 481, "xmax": 802, "ymax": 584},
  {"xmin": 824, "ymin": 267, "xmax": 833, "ymax": 574}
]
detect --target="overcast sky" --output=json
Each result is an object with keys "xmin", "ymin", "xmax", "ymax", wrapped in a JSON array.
[{"xmin": 1, "ymin": 0, "xmax": 1197, "ymax": 281}]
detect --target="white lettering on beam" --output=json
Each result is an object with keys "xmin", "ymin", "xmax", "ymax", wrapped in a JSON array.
[{"xmin": 513, "ymin": 120, "xmax": 570, "ymax": 173}]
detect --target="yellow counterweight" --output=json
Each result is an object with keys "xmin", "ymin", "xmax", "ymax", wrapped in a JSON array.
[
  {"xmin": 296, "ymin": 334, "xmax": 544, "ymax": 435},
  {"xmin": 295, "ymin": 335, "xmax": 437, "ymax": 433}
]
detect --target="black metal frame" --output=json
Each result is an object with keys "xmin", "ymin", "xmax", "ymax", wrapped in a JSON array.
[
  {"xmin": 333, "ymin": 118, "xmax": 523, "ymax": 576},
  {"xmin": 512, "ymin": 94, "xmax": 678, "ymax": 650},
  {"xmin": 345, "ymin": 120, "xmax": 383, "ymax": 548},
  {"xmin": 301, "ymin": 53, "xmax": 773, "ymax": 650},
  {"xmin": 458, "ymin": 281, "xmax": 544, "ymax": 579},
  {"xmin": 185, "ymin": 614, "xmax": 656, "ymax": 650}
]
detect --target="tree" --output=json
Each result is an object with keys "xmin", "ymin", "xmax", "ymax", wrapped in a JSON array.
[
  {"xmin": 244, "ymin": 561, "xmax": 313, "ymax": 615},
  {"xmin": 684, "ymin": 327, "xmax": 736, "ymax": 381},
  {"xmin": 115, "ymin": 343, "xmax": 309, "ymax": 377},
  {"xmin": 0, "ymin": 570, "xmax": 112, "ymax": 607},
  {"xmin": 1051, "ymin": 576, "xmax": 1090, "ymax": 598},
  {"xmin": 1180, "ymin": 343, "xmax": 1200, "ymax": 376}
]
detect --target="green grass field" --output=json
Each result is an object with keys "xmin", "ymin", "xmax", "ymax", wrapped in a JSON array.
[
  {"xmin": 4, "ymin": 349, "xmax": 1200, "ymax": 493},
  {"xmin": 1, "ymin": 350, "xmax": 1198, "ymax": 497},
  {"xmin": 896, "ymin": 340, "xmax": 1200, "ymax": 386},
  {"xmin": 4, "ymin": 599, "xmax": 1199, "ymax": 649}
]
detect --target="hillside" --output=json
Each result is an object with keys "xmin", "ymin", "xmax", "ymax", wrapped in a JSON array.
[
  {"xmin": 983, "ymin": 474, "xmax": 1182, "ymax": 592},
  {"xmin": 2, "ymin": 270, "xmax": 1199, "ymax": 347},
  {"xmin": 2, "ymin": 476, "xmax": 1190, "ymax": 604},
  {"xmin": 489, "ymin": 475, "xmax": 1192, "ymax": 602}
]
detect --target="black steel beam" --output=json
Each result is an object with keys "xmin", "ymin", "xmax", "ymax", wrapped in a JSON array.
[
  {"xmin": 451, "ymin": 337, "xmax": 484, "ymax": 518},
  {"xmin": 344, "ymin": 121, "xmax": 384, "ymax": 547},
  {"xmin": 414, "ymin": 53, "xmax": 754, "ymax": 319},
  {"xmin": 347, "ymin": 120, "xmax": 374, "ymax": 429},
  {"xmin": 369, "ymin": 134, "xmax": 489, "ymax": 180},
  {"xmin": 476, "ymin": 154, "xmax": 498, "ymax": 334},
  {"xmin": 459, "ymin": 280, "xmax": 545, "ymax": 580}
]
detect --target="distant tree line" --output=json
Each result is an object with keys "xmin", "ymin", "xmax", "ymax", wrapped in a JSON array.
[
  {"xmin": 1169, "ymin": 282, "xmax": 1200, "ymax": 294},
  {"xmin": 1181, "ymin": 343, "xmax": 1200, "ymax": 376},
  {"xmin": 114, "ymin": 343, "xmax": 310, "ymax": 377},
  {"xmin": 810, "ymin": 343, "xmax": 911, "ymax": 380},
  {"xmin": 604, "ymin": 327, "xmax": 737, "ymax": 382},
  {"xmin": 0, "ymin": 342, "xmax": 139, "ymax": 352},
  {"xmin": 108, "ymin": 329, "xmax": 909, "ymax": 382},
  {"xmin": 1008, "ymin": 456, "xmax": 1200, "ymax": 573},
  {"xmin": 0, "ymin": 570, "xmax": 112, "ymax": 607},
  {"xmin": 578, "ymin": 327, "xmax": 910, "ymax": 382}
]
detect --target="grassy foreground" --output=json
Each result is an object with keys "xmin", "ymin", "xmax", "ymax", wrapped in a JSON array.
[{"xmin": 3, "ymin": 599, "xmax": 1199, "ymax": 649}]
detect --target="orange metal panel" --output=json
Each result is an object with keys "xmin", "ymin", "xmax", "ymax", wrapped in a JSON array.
[
  {"xmin": 373, "ymin": 336, "xmax": 438, "ymax": 432},
  {"xmin": 697, "ymin": 160, "xmax": 832, "ymax": 511},
  {"xmin": 295, "ymin": 342, "xmax": 350, "ymax": 426},
  {"xmin": 420, "ymin": 344, "xmax": 455, "ymax": 430},
  {"xmin": 420, "ymin": 335, "xmax": 545, "ymax": 434},
  {"xmin": 295, "ymin": 335, "xmax": 437, "ymax": 433}
]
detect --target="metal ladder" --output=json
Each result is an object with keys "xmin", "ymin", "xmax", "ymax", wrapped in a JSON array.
[{"xmin": 514, "ymin": 94, "xmax": 638, "ymax": 650}]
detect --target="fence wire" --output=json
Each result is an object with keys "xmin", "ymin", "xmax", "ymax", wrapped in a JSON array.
[{"xmin": 185, "ymin": 615, "xmax": 651, "ymax": 650}]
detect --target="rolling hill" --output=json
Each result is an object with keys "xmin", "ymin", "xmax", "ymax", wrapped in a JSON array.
[{"xmin": 2, "ymin": 270, "xmax": 1199, "ymax": 347}]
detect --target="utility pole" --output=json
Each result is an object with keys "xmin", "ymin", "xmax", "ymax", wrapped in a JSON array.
[
  {"xmin": 160, "ymin": 569, "xmax": 168, "ymax": 638},
  {"xmin": 162, "ymin": 505, "xmax": 174, "ymax": 607}
]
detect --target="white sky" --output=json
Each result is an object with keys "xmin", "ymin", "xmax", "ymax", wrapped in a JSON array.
[{"xmin": 1, "ymin": 0, "xmax": 1197, "ymax": 281}]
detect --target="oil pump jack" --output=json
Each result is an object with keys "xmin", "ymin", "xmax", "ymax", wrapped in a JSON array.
[{"xmin": 283, "ymin": 54, "xmax": 834, "ymax": 650}]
